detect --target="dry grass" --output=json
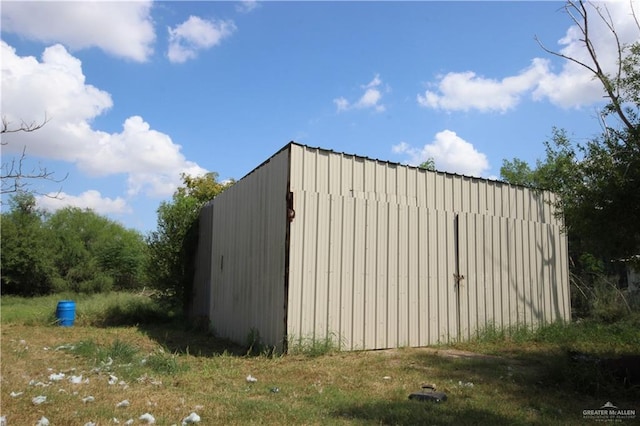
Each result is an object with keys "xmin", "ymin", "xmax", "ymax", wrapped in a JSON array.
[{"xmin": 1, "ymin": 295, "xmax": 639, "ymax": 425}]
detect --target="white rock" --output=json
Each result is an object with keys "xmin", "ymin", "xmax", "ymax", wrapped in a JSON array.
[
  {"xmin": 0, "ymin": 415, "xmax": 6, "ymax": 426},
  {"xmin": 124, "ymin": 420, "xmax": 134, "ymax": 426},
  {"xmin": 84, "ymin": 422, "xmax": 96, "ymax": 426},
  {"xmin": 49, "ymin": 372, "xmax": 65, "ymax": 381},
  {"xmin": 116, "ymin": 400, "xmax": 130, "ymax": 408},
  {"xmin": 82, "ymin": 396, "xmax": 95, "ymax": 403},
  {"xmin": 69, "ymin": 375, "xmax": 84, "ymax": 384},
  {"xmin": 32, "ymin": 395, "xmax": 47, "ymax": 405},
  {"xmin": 10, "ymin": 391, "xmax": 23, "ymax": 397},
  {"xmin": 182, "ymin": 412, "xmax": 201, "ymax": 424},
  {"xmin": 246, "ymin": 375, "xmax": 258, "ymax": 383},
  {"xmin": 35, "ymin": 416, "xmax": 49, "ymax": 426},
  {"xmin": 139, "ymin": 413, "xmax": 156, "ymax": 423},
  {"xmin": 108, "ymin": 375, "xmax": 118, "ymax": 385}
]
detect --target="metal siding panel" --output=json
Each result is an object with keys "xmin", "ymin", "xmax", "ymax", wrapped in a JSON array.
[
  {"xmin": 446, "ymin": 211, "xmax": 458, "ymax": 342},
  {"xmin": 547, "ymin": 225, "xmax": 558, "ymax": 323},
  {"xmin": 445, "ymin": 175, "xmax": 455, "ymax": 212},
  {"xmin": 474, "ymin": 214, "xmax": 488, "ymax": 333},
  {"xmin": 288, "ymin": 199, "xmax": 304, "ymax": 342},
  {"xmin": 535, "ymin": 223, "xmax": 546, "ymax": 323},
  {"xmin": 520, "ymin": 220, "xmax": 532, "ymax": 327},
  {"xmin": 315, "ymin": 193, "xmax": 331, "ymax": 341},
  {"xmin": 290, "ymin": 144, "xmax": 304, "ymax": 192},
  {"xmin": 542, "ymin": 224, "xmax": 553, "ymax": 322},
  {"xmin": 316, "ymin": 150, "xmax": 330, "ymax": 194},
  {"xmin": 504, "ymin": 218, "xmax": 515, "ymax": 327},
  {"xmin": 458, "ymin": 213, "xmax": 474, "ymax": 341},
  {"xmin": 436, "ymin": 211, "xmax": 451, "ymax": 341},
  {"xmin": 328, "ymin": 154, "xmax": 342, "ymax": 195},
  {"xmin": 484, "ymin": 216, "xmax": 495, "ymax": 327},
  {"xmin": 417, "ymin": 206, "xmax": 429, "ymax": 346},
  {"xmin": 387, "ymin": 201, "xmax": 399, "ymax": 347},
  {"xmin": 364, "ymin": 199, "xmax": 377, "ymax": 349},
  {"xmin": 397, "ymin": 203, "xmax": 409, "ymax": 347},
  {"xmin": 514, "ymin": 219, "xmax": 526, "ymax": 326},
  {"xmin": 434, "ymin": 173, "xmax": 445, "ymax": 211},
  {"xmin": 427, "ymin": 209, "xmax": 440, "ymax": 343},
  {"xmin": 327, "ymin": 195, "xmax": 343, "ymax": 344},
  {"xmin": 487, "ymin": 182, "xmax": 497, "ymax": 217},
  {"xmin": 527, "ymin": 221, "xmax": 539, "ymax": 325},
  {"xmin": 340, "ymin": 156, "xmax": 352, "ymax": 197},
  {"xmin": 416, "ymin": 170, "xmax": 426, "ymax": 207},
  {"xmin": 502, "ymin": 185, "xmax": 511, "ymax": 219},
  {"xmin": 376, "ymin": 201, "xmax": 389, "ymax": 349},
  {"xmin": 301, "ymin": 192, "xmax": 319, "ymax": 340},
  {"xmin": 407, "ymin": 205, "xmax": 420, "ymax": 347},
  {"xmin": 352, "ymin": 157, "xmax": 365, "ymax": 194},
  {"xmin": 426, "ymin": 171, "xmax": 436, "ymax": 209},
  {"xmin": 453, "ymin": 176, "xmax": 463, "ymax": 212},
  {"xmin": 406, "ymin": 167, "xmax": 417, "ymax": 205},
  {"xmin": 364, "ymin": 159, "xmax": 375, "ymax": 194},
  {"xmin": 340, "ymin": 196, "xmax": 355, "ymax": 350},
  {"xmin": 352, "ymin": 197, "xmax": 367, "ymax": 350},
  {"xmin": 494, "ymin": 217, "xmax": 506, "ymax": 327}
]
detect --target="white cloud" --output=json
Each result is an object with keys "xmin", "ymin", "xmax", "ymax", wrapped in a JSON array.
[
  {"xmin": 392, "ymin": 130, "xmax": 490, "ymax": 177},
  {"xmin": 531, "ymin": 1, "xmax": 638, "ymax": 107},
  {"xmin": 167, "ymin": 16, "xmax": 236, "ymax": 63},
  {"xmin": 36, "ymin": 190, "xmax": 131, "ymax": 215},
  {"xmin": 334, "ymin": 74, "xmax": 386, "ymax": 112},
  {"xmin": 418, "ymin": 59, "xmax": 550, "ymax": 113},
  {"xmin": 236, "ymin": 0, "xmax": 260, "ymax": 13},
  {"xmin": 1, "ymin": 41, "xmax": 207, "ymax": 198},
  {"xmin": 419, "ymin": 1, "xmax": 639, "ymax": 111},
  {"xmin": 0, "ymin": 1, "xmax": 155, "ymax": 62}
]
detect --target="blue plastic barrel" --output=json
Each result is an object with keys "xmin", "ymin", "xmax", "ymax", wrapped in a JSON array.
[{"xmin": 56, "ymin": 300, "xmax": 76, "ymax": 327}]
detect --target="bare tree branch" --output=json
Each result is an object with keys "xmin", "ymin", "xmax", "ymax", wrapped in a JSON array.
[
  {"xmin": 1, "ymin": 114, "xmax": 66, "ymax": 197},
  {"xmin": 536, "ymin": 1, "xmax": 637, "ymax": 134},
  {"xmin": 1, "ymin": 114, "xmax": 50, "ymax": 138}
]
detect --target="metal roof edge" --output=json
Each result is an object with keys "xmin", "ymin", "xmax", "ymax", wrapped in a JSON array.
[{"xmin": 233, "ymin": 140, "xmax": 550, "ymax": 193}]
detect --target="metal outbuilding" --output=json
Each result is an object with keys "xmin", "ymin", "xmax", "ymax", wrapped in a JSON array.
[{"xmin": 191, "ymin": 142, "xmax": 570, "ymax": 352}]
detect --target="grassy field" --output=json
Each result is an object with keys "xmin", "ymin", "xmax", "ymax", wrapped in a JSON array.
[{"xmin": 1, "ymin": 293, "xmax": 639, "ymax": 425}]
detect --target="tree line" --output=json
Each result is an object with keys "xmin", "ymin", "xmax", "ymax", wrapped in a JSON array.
[{"xmin": 0, "ymin": 173, "xmax": 231, "ymax": 306}]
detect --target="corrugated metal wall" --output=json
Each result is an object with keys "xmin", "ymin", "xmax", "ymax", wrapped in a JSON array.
[
  {"xmin": 195, "ymin": 147, "xmax": 290, "ymax": 351},
  {"xmin": 287, "ymin": 144, "xmax": 570, "ymax": 350}
]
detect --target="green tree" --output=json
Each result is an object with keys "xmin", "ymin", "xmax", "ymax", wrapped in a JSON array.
[
  {"xmin": 418, "ymin": 158, "xmax": 436, "ymax": 171},
  {"xmin": 46, "ymin": 207, "xmax": 147, "ymax": 293},
  {"xmin": 0, "ymin": 193, "xmax": 57, "ymax": 295},
  {"xmin": 146, "ymin": 172, "xmax": 233, "ymax": 311}
]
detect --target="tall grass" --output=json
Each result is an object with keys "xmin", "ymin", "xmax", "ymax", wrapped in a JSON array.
[
  {"xmin": 459, "ymin": 316, "xmax": 640, "ymax": 356},
  {"xmin": 0, "ymin": 291, "xmax": 175, "ymax": 327}
]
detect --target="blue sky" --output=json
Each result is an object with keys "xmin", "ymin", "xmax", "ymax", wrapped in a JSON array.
[{"xmin": 1, "ymin": 1, "xmax": 638, "ymax": 233}]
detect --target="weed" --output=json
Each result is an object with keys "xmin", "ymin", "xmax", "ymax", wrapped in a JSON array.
[
  {"xmin": 245, "ymin": 327, "xmax": 264, "ymax": 356},
  {"xmin": 106, "ymin": 339, "xmax": 138, "ymax": 364},
  {"xmin": 145, "ymin": 350, "xmax": 187, "ymax": 375},
  {"xmin": 288, "ymin": 333, "xmax": 340, "ymax": 357}
]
